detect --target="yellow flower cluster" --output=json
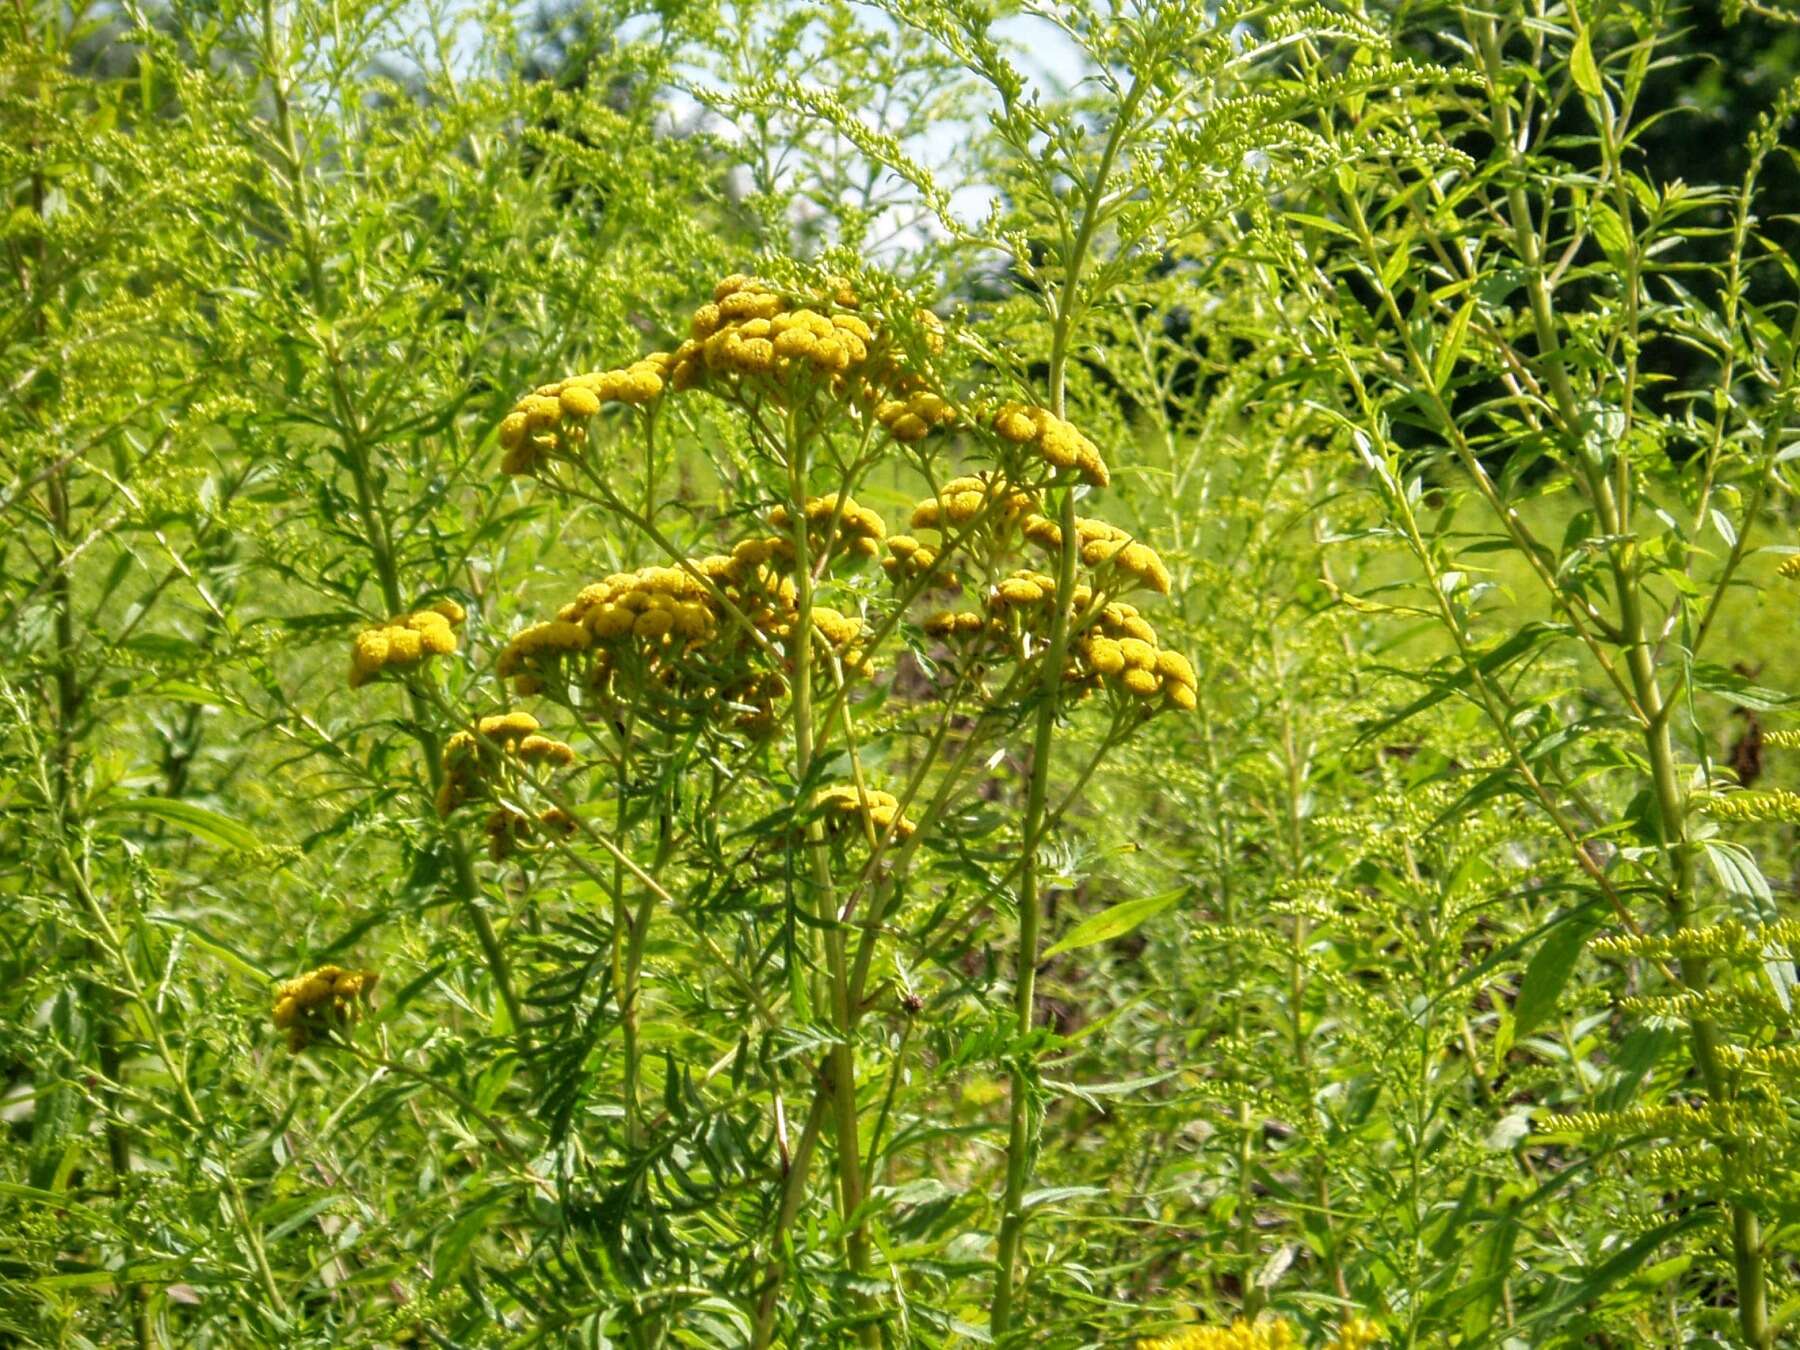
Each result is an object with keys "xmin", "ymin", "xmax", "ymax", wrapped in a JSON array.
[
  {"xmin": 676, "ymin": 273, "xmax": 876, "ymax": 390},
  {"xmin": 908, "ymin": 474, "xmax": 1038, "ymax": 532},
  {"xmin": 436, "ymin": 712, "xmax": 577, "ymax": 815},
  {"xmin": 498, "ymin": 355, "xmax": 673, "ymax": 475},
  {"xmin": 485, "ymin": 804, "xmax": 577, "ymax": 862},
  {"xmin": 503, "ymin": 550, "xmax": 873, "ymax": 723},
  {"xmin": 1022, "ymin": 513, "xmax": 1171, "ymax": 595},
  {"xmin": 1778, "ymin": 554, "xmax": 1800, "ymax": 578},
  {"xmin": 1075, "ymin": 603, "xmax": 1198, "ymax": 712},
  {"xmin": 991, "ymin": 402, "xmax": 1110, "ymax": 486},
  {"xmin": 814, "ymin": 783, "xmax": 917, "ymax": 841},
  {"xmin": 271, "ymin": 964, "xmax": 379, "ymax": 1053},
  {"xmin": 347, "ymin": 601, "xmax": 467, "ymax": 689},
  {"xmin": 925, "ymin": 583, "xmax": 1195, "ymax": 712},
  {"xmin": 882, "ymin": 534, "xmax": 958, "ymax": 591},
  {"xmin": 768, "ymin": 493, "xmax": 888, "ymax": 562},
  {"xmin": 500, "ymin": 269, "xmax": 972, "ymax": 486},
  {"xmin": 872, "ymin": 386, "xmax": 958, "ymax": 444},
  {"xmin": 987, "ymin": 568, "xmax": 1068, "ymax": 613},
  {"xmin": 1138, "ymin": 1318, "xmax": 1296, "ymax": 1350},
  {"xmin": 496, "ymin": 619, "xmax": 592, "ymax": 694},
  {"xmin": 923, "ymin": 609, "xmax": 991, "ymax": 641},
  {"xmin": 1593, "ymin": 917, "xmax": 1800, "ymax": 962},
  {"xmin": 1138, "ymin": 1315, "xmax": 1383, "ymax": 1350}
]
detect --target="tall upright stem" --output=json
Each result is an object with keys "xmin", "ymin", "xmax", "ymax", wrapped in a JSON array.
[
  {"xmin": 753, "ymin": 414, "xmax": 876, "ymax": 1343},
  {"xmin": 16, "ymin": 16, "xmax": 150, "ymax": 1338},
  {"xmin": 1608, "ymin": 535, "xmax": 1769, "ymax": 1347},
  {"xmin": 991, "ymin": 75, "xmax": 1145, "ymax": 1339},
  {"xmin": 1465, "ymin": 20, "xmax": 1768, "ymax": 1341},
  {"xmin": 258, "ymin": 0, "xmax": 524, "ymax": 1042}
]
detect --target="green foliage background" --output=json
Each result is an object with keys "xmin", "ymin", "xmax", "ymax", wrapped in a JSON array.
[{"xmin": 3, "ymin": 0, "xmax": 1798, "ymax": 1345}]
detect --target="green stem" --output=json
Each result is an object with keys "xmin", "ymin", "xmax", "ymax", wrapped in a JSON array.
[
  {"xmin": 992, "ymin": 72, "xmax": 1147, "ymax": 1338},
  {"xmin": 752, "ymin": 1092, "xmax": 830, "ymax": 1348},
  {"xmin": 50, "ymin": 830, "xmax": 287, "ymax": 1317},
  {"xmin": 612, "ymin": 738, "xmax": 643, "ymax": 1149},
  {"xmin": 1481, "ymin": 18, "xmax": 1772, "ymax": 1323},
  {"xmin": 989, "ymin": 482, "xmax": 1077, "ymax": 1336},
  {"xmin": 861, "ymin": 1015, "xmax": 914, "ymax": 1195},
  {"xmin": 749, "ymin": 414, "xmax": 875, "ymax": 1342},
  {"xmin": 1611, "ymin": 548, "xmax": 1770, "ymax": 1348},
  {"xmin": 260, "ymin": 0, "xmax": 524, "ymax": 1045},
  {"xmin": 18, "ymin": 34, "xmax": 150, "ymax": 1336}
]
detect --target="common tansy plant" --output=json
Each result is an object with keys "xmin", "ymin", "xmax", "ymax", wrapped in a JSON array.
[{"xmin": 331, "ymin": 261, "xmax": 1193, "ymax": 1341}]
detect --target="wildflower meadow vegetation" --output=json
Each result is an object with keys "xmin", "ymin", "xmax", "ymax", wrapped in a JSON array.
[{"xmin": 4, "ymin": 0, "xmax": 1799, "ymax": 1345}]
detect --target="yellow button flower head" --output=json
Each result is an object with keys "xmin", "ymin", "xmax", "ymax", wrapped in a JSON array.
[
  {"xmin": 272, "ymin": 963, "xmax": 380, "ymax": 1053},
  {"xmin": 516, "ymin": 733, "xmax": 576, "ymax": 766},
  {"xmin": 768, "ymin": 493, "xmax": 888, "ymax": 565},
  {"xmin": 882, "ymin": 534, "xmax": 961, "ymax": 592},
  {"xmin": 1100, "ymin": 601, "xmax": 1157, "ymax": 644},
  {"xmin": 477, "ymin": 711, "xmax": 540, "ymax": 743},
  {"xmin": 524, "ymin": 540, "xmax": 881, "ymax": 727},
  {"xmin": 437, "ymin": 711, "xmax": 575, "ymax": 816},
  {"xmin": 484, "ymin": 803, "xmax": 581, "ymax": 860},
  {"xmin": 668, "ymin": 269, "xmax": 923, "ymax": 408},
  {"xmin": 437, "ymin": 729, "xmax": 481, "ymax": 815},
  {"xmin": 1137, "ymin": 1318, "xmax": 1299, "ymax": 1350},
  {"xmin": 1022, "ymin": 514, "xmax": 1170, "ymax": 595},
  {"xmin": 497, "ymin": 358, "xmax": 669, "ymax": 476},
  {"xmin": 347, "ymin": 604, "xmax": 466, "ymax": 688},
  {"xmin": 497, "ymin": 620, "xmax": 591, "ymax": 693},
  {"xmin": 1083, "ymin": 635, "xmax": 1127, "ymax": 675},
  {"xmin": 989, "ymin": 403, "xmax": 1110, "ymax": 486},
  {"xmin": 873, "ymin": 385, "xmax": 958, "ymax": 444},
  {"xmin": 348, "ymin": 629, "xmax": 391, "ymax": 688},
  {"xmin": 483, "ymin": 805, "xmax": 578, "ymax": 861},
  {"xmin": 909, "ymin": 474, "xmax": 1037, "ymax": 533},
  {"xmin": 484, "ymin": 807, "xmax": 530, "ymax": 861},
  {"xmin": 1121, "ymin": 667, "xmax": 1160, "ymax": 696},
  {"xmin": 559, "ymin": 384, "xmax": 601, "ymax": 417},
  {"xmin": 813, "ymin": 783, "xmax": 917, "ymax": 842}
]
